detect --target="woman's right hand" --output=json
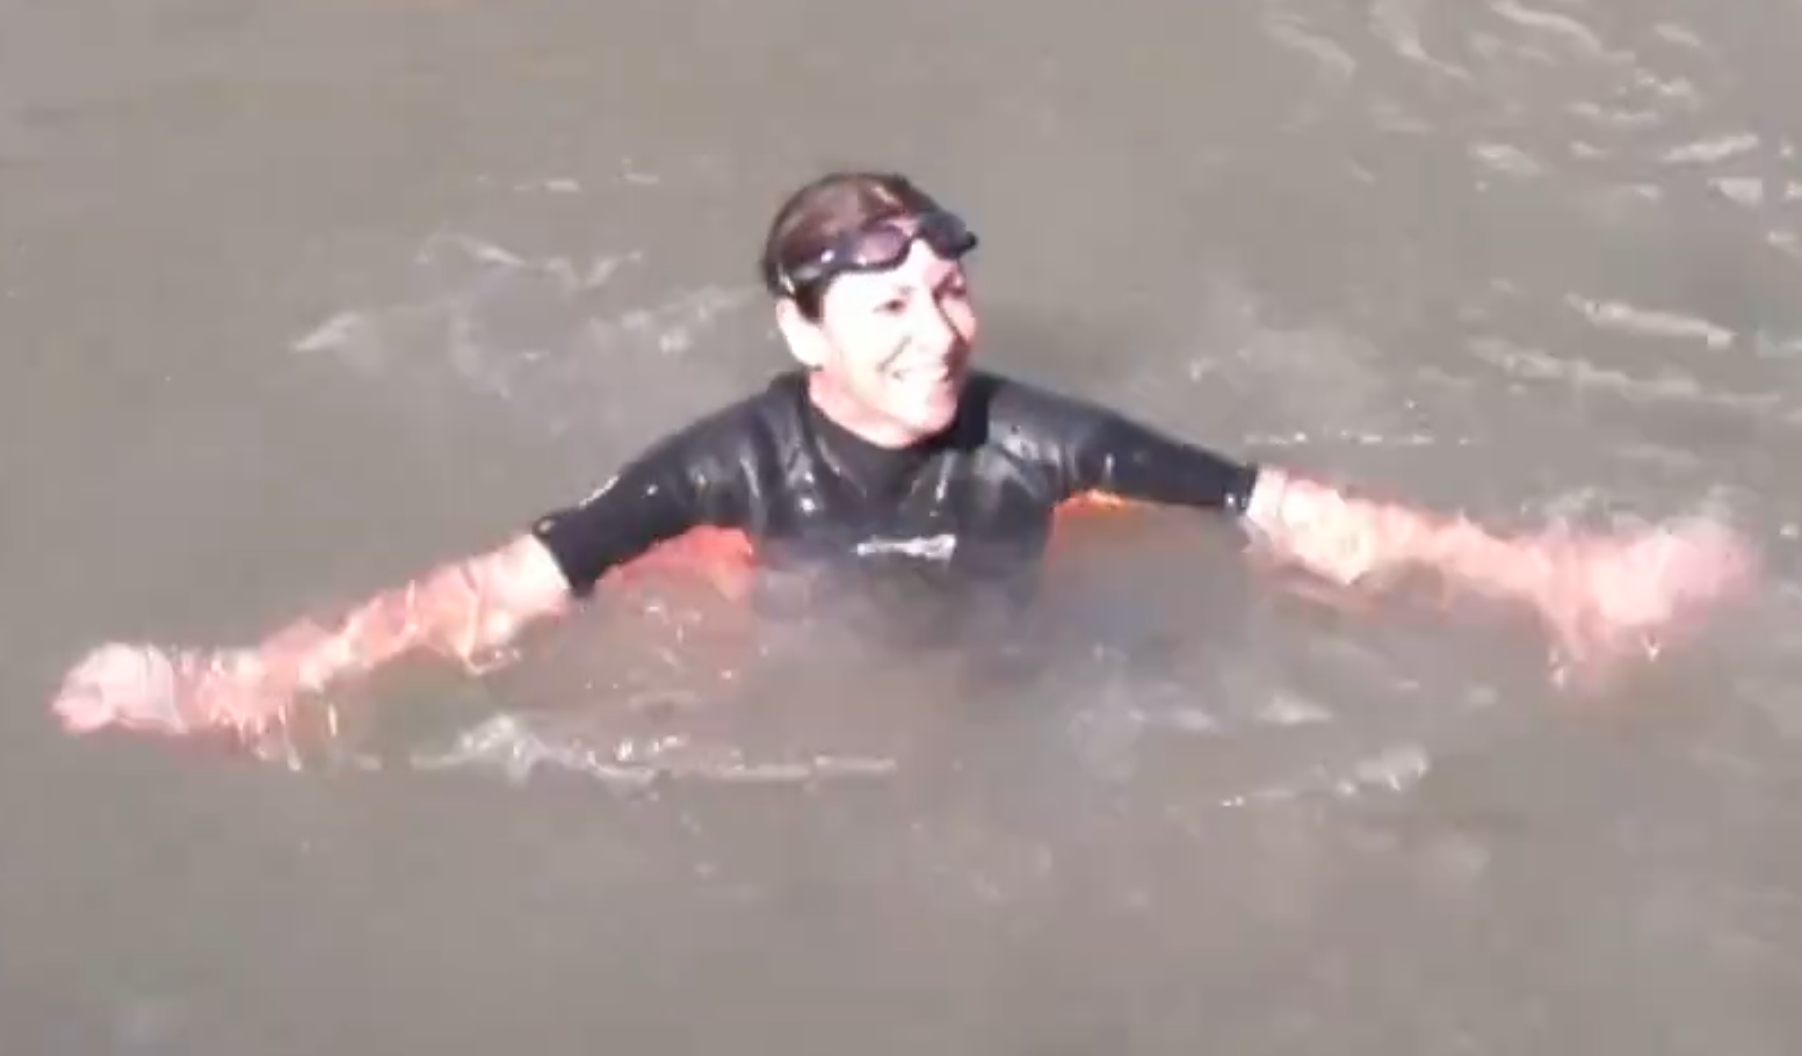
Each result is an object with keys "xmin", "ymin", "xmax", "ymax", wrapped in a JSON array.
[{"xmin": 51, "ymin": 643, "xmax": 299, "ymax": 742}]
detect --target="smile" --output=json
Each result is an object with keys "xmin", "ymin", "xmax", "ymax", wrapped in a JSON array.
[{"xmin": 892, "ymin": 363, "xmax": 957, "ymax": 383}]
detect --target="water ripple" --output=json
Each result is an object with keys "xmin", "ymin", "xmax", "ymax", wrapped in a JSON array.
[
  {"xmin": 290, "ymin": 229, "xmax": 757, "ymax": 436},
  {"xmin": 1369, "ymin": 0, "xmax": 1475, "ymax": 81},
  {"xmin": 1489, "ymin": 0, "xmax": 1624, "ymax": 65}
]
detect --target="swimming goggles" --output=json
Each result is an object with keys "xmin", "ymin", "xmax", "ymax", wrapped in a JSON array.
[{"xmin": 780, "ymin": 209, "xmax": 979, "ymax": 295}]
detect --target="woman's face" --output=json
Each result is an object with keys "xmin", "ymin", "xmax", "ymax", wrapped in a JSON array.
[{"xmin": 782, "ymin": 216, "xmax": 980, "ymax": 447}]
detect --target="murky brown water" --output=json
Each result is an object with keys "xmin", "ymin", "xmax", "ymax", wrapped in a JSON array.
[{"xmin": 5, "ymin": 0, "xmax": 1802, "ymax": 1052}]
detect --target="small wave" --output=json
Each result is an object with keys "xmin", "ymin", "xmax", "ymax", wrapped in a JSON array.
[
  {"xmin": 1566, "ymin": 296, "xmax": 1736, "ymax": 350},
  {"xmin": 1661, "ymin": 132, "xmax": 1760, "ymax": 166},
  {"xmin": 1650, "ymin": 22, "xmax": 1711, "ymax": 54},
  {"xmin": 1566, "ymin": 101, "xmax": 1665, "ymax": 133},
  {"xmin": 1471, "ymin": 140, "xmax": 1547, "ymax": 179},
  {"xmin": 1630, "ymin": 69, "xmax": 1702, "ymax": 109},
  {"xmin": 1219, "ymin": 741, "xmax": 1432, "ymax": 808},
  {"xmin": 509, "ymin": 177, "xmax": 582, "ymax": 194},
  {"xmin": 411, "ymin": 230, "xmax": 640, "ymax": 294},
  {"xmin": 1257, "ymin": 692, "xmax": 1337, "ymax": 728},
  {"xmin": 1241, "ymin": 429, "xmax": 1474, "ymax": 449},
  {"xmin": 1262, "ymin": 5, "xmax": 1361, "ymax": 129},
  {"xmin": 1489, "ymin": 0, "xmax": 1625, "ymax": 66},
  {"xmin": 410, "ymin": 712, "xmax": 900, "ymax": 789},
  {"xmin": 1710, "ymin": 177, "xmax": 1765, "ymax": 208},
  {"xmin": 1265, "ymin": 14, "xmax": 1359, "ymax": 85},
  {"xmin": 1369, "ymin": 0, "xmax": 1475, "ymax": 81},
  {"xmin": 1468, "ymin": 336, "xmax": 1786, "ymax": 418},
  {"xmin": 289, "ymin": 230, "xmax": 757, "ymax": 430}
]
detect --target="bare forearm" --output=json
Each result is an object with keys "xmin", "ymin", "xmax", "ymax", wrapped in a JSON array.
[
  {"xmin": 252, "ymin": 534, "xmax": 572, "ymax": 696},
  {"xmin": 1244, "ymin": 468, "xmax": 1559, "ymax": 605},
  {"xmin": 47, "ymin": 535, "xmax": 576, "ymax": 741}
]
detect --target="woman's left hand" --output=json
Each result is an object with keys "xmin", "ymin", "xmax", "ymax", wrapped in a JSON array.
[{"xmin": 1536, "ymin": 518, "xmax": 1759, "ymax": 682}]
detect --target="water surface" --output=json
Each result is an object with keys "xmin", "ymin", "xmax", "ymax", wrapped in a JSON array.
[{"xmin": 3, "ymin": 0, "xmax": 1800, "ymax": 1052}]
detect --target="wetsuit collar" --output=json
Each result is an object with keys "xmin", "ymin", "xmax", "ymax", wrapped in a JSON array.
[{"xmin": 797, "ymin": 381, "xmax": 942, "ymax": 502}]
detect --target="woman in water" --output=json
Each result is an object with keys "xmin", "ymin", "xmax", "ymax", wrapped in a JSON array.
[{"xmin": 52, "ymin": 170, "xmax": 1757, "ymax": 743}]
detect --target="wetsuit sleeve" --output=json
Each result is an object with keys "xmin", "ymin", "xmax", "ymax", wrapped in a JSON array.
[
  {"xmin": 1030, "ymin": 389, "xmax": 1260, "ymax": 513},
  {"xmin": 528, "ymin": 418, "xmax": 754, "ymax": 598}
]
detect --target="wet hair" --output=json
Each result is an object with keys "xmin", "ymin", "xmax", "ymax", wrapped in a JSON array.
[{"xmin": 758, "ymin": 170, "xmax": 943, "ymax": 320}]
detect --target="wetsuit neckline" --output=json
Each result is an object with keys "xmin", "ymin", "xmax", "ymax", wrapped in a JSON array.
[{"xmin": 797, "ymin": 381, "xmax": 941, "ymax": 503}]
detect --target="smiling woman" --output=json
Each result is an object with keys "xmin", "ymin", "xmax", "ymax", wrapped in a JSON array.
[
  {"xmin": 762, "ymin": 171, "xmax": 982, "ymax": 448},
  {"xmin": 49, "ymin": 169, "xmax": 1757, "ymax": 746}
]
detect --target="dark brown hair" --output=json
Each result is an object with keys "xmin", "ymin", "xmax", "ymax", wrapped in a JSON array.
[{"xmin": 758, "ymin": 170, "xmax": 942, "ymax": 319}]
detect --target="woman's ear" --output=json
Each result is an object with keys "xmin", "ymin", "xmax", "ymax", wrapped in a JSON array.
[{"xmin": 775, "ymin": 297, "xmax": 830, "ymax": 370}]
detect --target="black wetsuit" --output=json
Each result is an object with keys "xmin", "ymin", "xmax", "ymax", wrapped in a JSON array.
[{"xmin": 530, "ymin": 371, "xmax": 1260, "ymax": 618}]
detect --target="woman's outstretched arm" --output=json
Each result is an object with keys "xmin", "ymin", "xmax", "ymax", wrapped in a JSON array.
[{"xmin": 51, "ymin": 533, "xmax": 574, "ymax": 741}]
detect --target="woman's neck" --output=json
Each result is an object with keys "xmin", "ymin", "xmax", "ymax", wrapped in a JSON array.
[{"xmin": 805, "ymin": 371, "xmax": 930, "ymax": 450}]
